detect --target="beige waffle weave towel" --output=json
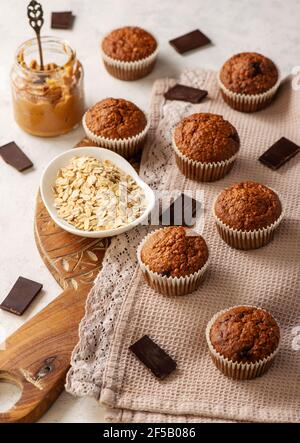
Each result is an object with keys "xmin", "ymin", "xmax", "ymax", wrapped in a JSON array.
[{"xmin": 66, "ymin": 69, "xmax": 300, "ymax": 423}]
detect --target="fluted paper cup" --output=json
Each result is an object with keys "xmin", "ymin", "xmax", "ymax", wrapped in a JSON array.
[
  {"xmin": 218, "ymin": 72, "xmax": 281, "ymax": 112},
  {"xmin": 101, "ymin": 47, "xmax": 159, "ymax": 81},
  {"xmin": 137, "ymin": 228, "xmax": 210, "ymax": 296},
  {"xmin": 212, "ymin": 193, "xmax": 284, "ymax": 250},
  {"xmin": 82, "ymin": 113, "xmax": 150, "ymax": 159},
  {"xmin": 172, "ymin": 137, "xmax": 238, "ymax": 182},
  {"xmin": 205, "ymin": 306, "xmax": 281, "ymax": 380}
]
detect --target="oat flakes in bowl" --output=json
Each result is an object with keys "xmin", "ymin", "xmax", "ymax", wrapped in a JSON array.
[{"xmin": 40, "ymin": 147, "xmax": 155, "ymax": 238}]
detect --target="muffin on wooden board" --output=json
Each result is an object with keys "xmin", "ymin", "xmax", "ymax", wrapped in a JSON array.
[
  {"xmin": 82, "ymin": 98, "xmax": 149, "ymax": 158},
  {"xmin": 206, "ymin": 305, "xmax": 281, "ymax": 380},
  {"xmin": 213, "ymin": 181, "xmax": 283, "ymax": 250},
  {"xmin": 218, "ymin": 52, "xmax": 280, "ymax": 112},
  {"xmin": 172, "ymin": 113, "xmax": 240, "ymax": 182},
  {"xmin": 101, "ymin": 26, "xmax": 158, "ymax": 80},
  {"xmin": 137, "ymin": 226, "xmax": 210, "ymax": 296}
]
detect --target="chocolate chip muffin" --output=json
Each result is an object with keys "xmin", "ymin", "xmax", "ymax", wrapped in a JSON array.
[
  {"xmin": 219, "ymin": 52, "xmax": 280, "ymax": 112},
  {"xmin": 206, "ymin": 306, "xmax": 280, "ymax": 379},
  {"xmin": 101, "ymin": 27, "xmax": 158, "ymax": 80},
  {"xmin": 214, "ymin": 181, "xmax": 282, "ymax": 231},
  {"xmin": 85, "ymin": 98, "xmax": 147, "ymax": 139},
  {"xmin": 141, "ymin": 226, "xmax": 209, "ymax": 278},
  {"xmin": 102, "ymin": 27, "xmax": 157, "ymax": 62},
  {"xmin": 220, "ymin": 53, "xmax": 278, "ymax": 95},
  {"xmin": 138, "ymin": 227, "xmax": 209, "ymax": 296},
  {"xmin": 213, "ymin": 181, "xmax": 283, "ymax": 250},
  {"xmin": 83, "ymin": 98, "xmax": 148, "ymax": 158},
  {"xmin": 210, "ymin": 306, "xmax": 280, "ymax": 363},
  {"xmin": 174, "ymin": 113, "xmax": 239, "ymax": 163},
  {"xmin": 173, "ymin": 113, "xmax": 240, "ymax": 181}
]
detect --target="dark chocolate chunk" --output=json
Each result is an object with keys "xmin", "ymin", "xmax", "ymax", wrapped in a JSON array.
[
  {"xmin": 0, "ymin": 142, "xmax": 33, "ymax": 172},
  {"xmin": 251, "ymin": 61, "xmax": 262, "ymax": 77},
  {"xmin": 129, "ymin": 335, "xmax": 177, "ymax": 380},
  {"xmin": 164, "ymin": 84, "xmax": 208, "ymax": 104},
  {"xmin": 160, "ymin": 194, "xmax": 201, "ymax": 227},
  {"xmin": 259, "ymin": 137, "xmax": 300, "ymax": 170},
  {"xmin": 0, "ymin": 277, "xmax": 43, "ymax": 316},
  {"xmin": 51, "ymin": 11, "xmax": 75, "ymax": 29},
  {"xmin": 169, "ymin": 29, "xmax": 211, "ymax": 54}
]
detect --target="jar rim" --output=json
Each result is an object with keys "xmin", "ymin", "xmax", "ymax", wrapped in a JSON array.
[{"xmin": 15, "ymin": 36, "xmax": 76, "ymax": 75}]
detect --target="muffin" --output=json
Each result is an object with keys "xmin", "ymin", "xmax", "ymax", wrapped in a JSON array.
[
  {"xmin": 137, "ymin": 226, "xmax": 209, "ymax": 296},
  {"xmin": 172, "ymin": 113, "xmax": 240, "ymax": 181},
  {"xmin": 219, "ymin": 52, "xmax": 280, "ymax": 112},
  {"xmin": 206, "ymin": 305, "xmax": 281, "ymax": 379},
  {"xmin": 101, "ymin": 26, "xmax": 158, "ymax": 80},
  {"xmin": 82, "ymin": 98, "xmax": 149, "ymax": 158},
  {"xmin": 213, "ymin": 181, "xmax": 283, "ymax": 250}
]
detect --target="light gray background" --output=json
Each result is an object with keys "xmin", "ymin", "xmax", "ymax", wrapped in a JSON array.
[{"xmin": 0, "ymin": 0, "xmax": 299, "ymax": 423}]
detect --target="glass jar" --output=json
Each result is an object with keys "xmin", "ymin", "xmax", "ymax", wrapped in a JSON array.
[{"xmin": 11, "ymin": 37, "xmax": 85, "ymax": 137}]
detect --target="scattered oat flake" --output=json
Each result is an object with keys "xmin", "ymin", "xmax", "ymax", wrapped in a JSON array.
[{"xmin": 87, "ymin": 250, "xmax": 98, "ymax": 262}]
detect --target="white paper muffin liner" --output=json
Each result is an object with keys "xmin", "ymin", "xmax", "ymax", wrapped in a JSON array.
[
  {"xmin": 212, "ymin": 189, "xmax": 284, "ymax": 250},
  {"xmin": 218, "ymin": 71, "xmax": 281, "ymax": 112},
  {"xmin": 101, "ymin": 46, "xmax": 159, "ymax": 81},
  {"xmin": 205, "ymin": 305, "xmax": 281, "ymax": 380},
  {"xmin": 137, "ymin": 228, "xmax": 210, "ymax": 296},
  {"xmin": 172, "ymin": 137, "xmax": 238, "ymax": 182},
  {"xmin": 82, "ymin": 112, "xmax": 150, "ymax": 159}
]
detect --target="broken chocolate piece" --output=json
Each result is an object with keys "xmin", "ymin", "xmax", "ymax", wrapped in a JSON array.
[
  {"xmin": 169, "ymin": 29, "xmax": 211, "ymax": 54},
  {"xmin": 164, "ymin": 84, "xmax": 208, "ymax": 104},
  {"xmin": 51, "ymin": 11, "xmax": 75, "ymax": 29},
  {"xmin": 0, "ymin": 277, "xmax": 43, "ymax": 316},
  {"xmin": 129, "ymin": 335, "xmax": 177, "ymax": 379},
  {"xmin": 160, "ymin": 194, "xmax": 201, "ymax": 227},
  {"xmin": 259, "ymin": 137, "xmax": 300, "ymax": 170},
  {"xmin": 0, "ymin": 142, "xmax": 33, "ymax": 172}
]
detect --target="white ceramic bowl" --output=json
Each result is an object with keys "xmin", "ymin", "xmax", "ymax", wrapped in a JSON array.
[{"xmin": 40, "ymin": 147, "xmax": 155, "ymax": 238}]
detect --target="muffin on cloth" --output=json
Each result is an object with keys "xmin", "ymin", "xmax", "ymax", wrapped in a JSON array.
[
  {"xmin": 172, "ymin": 113, "xmax": 240, "ymax": 182},
  {"xmin": 101, "ymin": 26, "xmax": 158, "ymax": 80},
  {"xmin": 82, "ymin": 98, "xmax": 149, "ymax": 158},
  {"xmin": 213, "ymin": 181, "xmax": 283, "ymax": 250},
  {"xmin": 137, "ymin": 226, "xmax": 210, "ymax": 296},
  {"xmin": 218, "ymin": 52, "xmax": 280, "ymax": 112},
  {"xmin": 206, "ymin": 305, "xmax": 281, "ymax": 380}
]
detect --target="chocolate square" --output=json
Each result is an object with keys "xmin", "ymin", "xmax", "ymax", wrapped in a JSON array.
[
  {"xmin": 164, "ymin": 84, "xmax": 208, "ymax": 104},
  {"xmin": 259, "ymin": 137, "xmax": 300, "ymax": 170},
  {"xmin": 129, "ymin": 335, "xmax": 177, "ymax": 380},
  {"xmin": 51, "ymin": 11, "xmax": 75, "ymax": 30},
  {"xmin": 0, "ymin": 142, "xmax": 33, "ymax": 172},
  {"xmin": 0, "ymin": 277, "xmax": 43, "ymax": 316},
  {"xmin": 160, "ymin": 194, "xmax": 201, "ymax": 227},
  {"xmin": 169, "ymin": 29, "xmax": 211, "ymax": 54}
]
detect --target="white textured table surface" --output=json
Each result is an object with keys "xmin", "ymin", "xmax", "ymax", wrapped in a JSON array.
[{"xmin": 0, "ymin": 0, "xmax": 299, "ymax": 423}]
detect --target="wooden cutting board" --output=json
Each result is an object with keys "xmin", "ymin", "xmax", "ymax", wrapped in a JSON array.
[{"xmin": 0, "ymin": 137, "xmax": 133, "ymax": 423}]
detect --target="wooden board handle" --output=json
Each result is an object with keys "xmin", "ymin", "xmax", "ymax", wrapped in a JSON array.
[{"xmin": 0, "ymin": 285, "xmax": 89, "ymax": 423}]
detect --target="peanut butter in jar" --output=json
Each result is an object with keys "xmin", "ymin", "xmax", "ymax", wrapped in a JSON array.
[{"xmin": 11, "ymin": 37, "xmax": 85, "ymax": 137}]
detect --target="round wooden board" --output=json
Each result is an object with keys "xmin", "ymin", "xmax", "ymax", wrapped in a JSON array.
[{"xmin": 34, "ymin": 136, "xmax": 141, "ymax": 289}]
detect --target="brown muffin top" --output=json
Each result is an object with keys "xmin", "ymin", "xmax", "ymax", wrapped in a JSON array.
[
  {"xmin": 102, "ymin": 26, "xmax": 157, "ymax": 62},
  {"xmin": 220, "ymin": 52, "xmax": 278, "ymax": 95},
  {"xmin": 173, "ymin": 113, "xmax": 240, "ymax": 163},
  {"xmin": 214, "ymin": 181, "xmax": 282, "ymax": 231},
  {"xmin": 209, "ymin": 306, "xmax": 280, "ymax": 363},
  {"xmin": 141, "ymin": 227, "xmax": 209, "ymax": 278},
  {"xmin": 85, "ymin": 98, "xmax": 147, "ymax": 139}
]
